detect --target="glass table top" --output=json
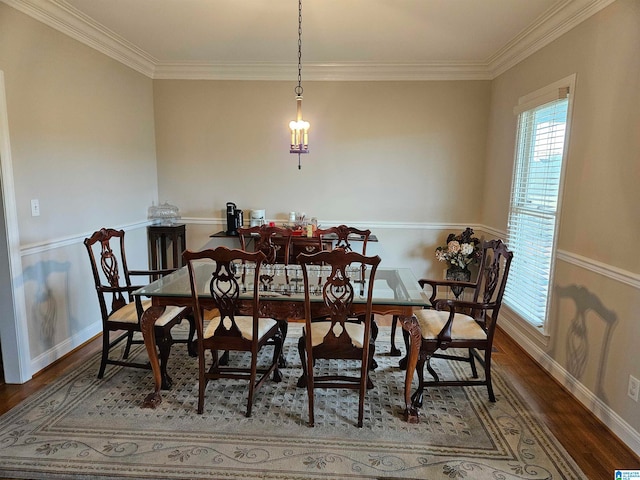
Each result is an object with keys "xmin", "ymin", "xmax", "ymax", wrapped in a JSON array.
[{"xmin": 134, "ymin": 263, "xmax": 429, "ymax": 308}]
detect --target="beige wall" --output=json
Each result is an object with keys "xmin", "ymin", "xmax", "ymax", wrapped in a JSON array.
[
  {"xmin": 0, "ymin": 3, "xmax": 158, "ymax": 245},
  {"xmin": 0, "ymin": 4, "xmax": 158, "ymax": 365},
  {"xmin": 153, "ymin": 80, "xmax": 490, "ymax": 224},
  {"xmin": 483, "ymin": 0, "xmax": 640, "ymax": 438},
  {"xmin": 483, "ymin": 0, "xmax": 640, "ymax": 272}
]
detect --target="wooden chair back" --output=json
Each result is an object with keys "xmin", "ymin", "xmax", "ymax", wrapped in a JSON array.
[
  {"xmin": 419, "ymin": 239, "xmax": 513, "ymax": 335},
  {"xmin": 466, "ymin": 239, "xmax": 513, "ymax": 331},
  {"xmin": 315, "ymin": 225, "xmax": 371, "ymax": 255},
  {"xmin": 183, "ymin": 247, "xmax": 265, "ymax": 347},
  {"xmin": 297, "ymin": 248, "xmax": 381, "ymax": 427},
  {"xmin": 238, "ymin": 225, "xmax": 293, "ymax": 264},
  {"xmin": 84, "ymin": 228, "xmax": 135, "ymax": 320}
]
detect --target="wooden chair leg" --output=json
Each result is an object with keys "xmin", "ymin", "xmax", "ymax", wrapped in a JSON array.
[
  {"xmin": 278, "ymin": 320, "xmax": 288, "ymax": 367},
  {"xmin": 370, "ymin": 315, "xmax": 378, "ymax": 340},
  {"xmin": 246, "ymin": 355, "xmax": 258, "ymax": 418},
  {"xmin": 306, "ymin": 347, "xmax": 315, "ymax": 427},
  {"xmin": 367, "ymin": 315, "xmax": 378, "ymax": 370},
  {"xmin": 469, "ymin": 348, "xmax": 478, "ymax": 378},
  {"xmin": 389, "ymin": 315, "xmax": 402, "ymax": 356},
  {"xmin": 358, "ymin": 361, "xmax": 367, "ymax": 428},
  {"xmin": 97, "ymin": 329, "xmax": 110, "ymax": 379},
  {"xmin": 426, "ymin": 355, "xmax": 439, "ymax": 382},
  {"xmin": 208, "ymin": 349, "xmax": 219, "ymax": 373},
  {"xmin": 296, "ymin": 335, "xmax": 308, "ymax": 388},
  {"xmin": 272, "ymin": 333, "xmax": 283, "ymax": 383},
  {"xmin": 122, "ymin": 331, "xmax": 135, "ymax": 359},
  {"xmin": 366, "ymin": 338, "xmax": 375, "ymax": 389},
  {"xmin": 197, "ymin": 350, "xmax": 208, "ymax": 414},
  {"xmin": 186, "ymin": 314, "xmax": 197, "ymax": 357},
  {"xmin": 484, "ymin": 349, "xmax": 495, "ymax": 402}
]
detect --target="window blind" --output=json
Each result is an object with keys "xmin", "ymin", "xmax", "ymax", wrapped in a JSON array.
[{"xmin": 504, "ymin": 88, "xmax": 570, "ymax": 328}]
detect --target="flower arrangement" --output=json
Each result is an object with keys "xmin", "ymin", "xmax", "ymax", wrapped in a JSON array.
[{"xmin": 435, "ymin": 228, "xmax": 481, "ymax": 270}]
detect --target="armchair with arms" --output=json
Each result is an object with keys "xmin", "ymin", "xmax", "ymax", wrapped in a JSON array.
[
  {"xmin": 411, "ymin": 239, "xmax": 513, "ymax": 406},
  {"xmin": 84, "ymin": 228, "xmax": 194, "ymax": 389}
]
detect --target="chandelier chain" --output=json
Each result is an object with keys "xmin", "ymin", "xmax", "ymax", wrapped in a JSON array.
[{"xmin": 295, "ymin": 0, "xmax": 303, "ymax": 96}]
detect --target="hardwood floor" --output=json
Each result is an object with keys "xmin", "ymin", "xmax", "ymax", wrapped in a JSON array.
[
  {"xmin": 492, "ymin": 327, "xmax": 640, "ymax": 478},
  {"xmin": 0, "ymin": 326, "xmax": 638, "ymax": 479}
]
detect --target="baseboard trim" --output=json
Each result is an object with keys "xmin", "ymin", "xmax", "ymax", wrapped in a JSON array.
[
  {"xmin": 29, "ymin": 321, "xmax": 101, "ymax": 376},
  {"xmin": 499, "ymin": 316, "xmax": 640, "ymax": 456}
]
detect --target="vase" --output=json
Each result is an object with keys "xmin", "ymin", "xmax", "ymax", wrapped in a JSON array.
[{"xmin": 446, "ymin": 266, "xmax": 471, "ymax": 299}]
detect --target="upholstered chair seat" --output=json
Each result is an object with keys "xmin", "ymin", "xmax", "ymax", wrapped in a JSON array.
[
  {"xmin": 415, "ymin": 309, "xmax": 487, "ymax": 341},
  {"xmin": 307, "ymin": 321, "xmax": 366, "ymax": 348},
  {"xmin": 204, "ymin": 316, "xmax": 279, "ymax": 342},
  {"xmin": 108, "ymin": 300, "xmax": 186, "ymax": 327}
]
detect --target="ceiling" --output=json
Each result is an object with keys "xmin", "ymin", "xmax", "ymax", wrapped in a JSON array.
[{"xmin": 5, "ymin": 0, "xmax": 614, "ymax": 80}]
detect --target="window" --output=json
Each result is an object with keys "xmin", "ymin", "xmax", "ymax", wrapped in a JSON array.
[{"xmin": 504, "ymin": 75, "xmax": 575, "ymax": 332}]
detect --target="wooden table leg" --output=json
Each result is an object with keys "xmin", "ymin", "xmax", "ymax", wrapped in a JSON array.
[
  {"xmin": 399, "ymin": 314, "xmax": 421, "ymax": 423},
  {"xmin": 140, "ymin": 305, "xmax": 165, "ymax": 409}
]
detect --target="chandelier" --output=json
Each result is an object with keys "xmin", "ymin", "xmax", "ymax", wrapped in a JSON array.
[{"xmin": 289, "ymin": 0, "xmax": 309, "ymax": 169}]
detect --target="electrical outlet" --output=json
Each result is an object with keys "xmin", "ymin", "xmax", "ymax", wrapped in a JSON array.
[
  {"xmin": 30, "ymin": 199, "xmax": 40, "ymax": 217},
  {"xmin": 628, "ymin": 375, "xmax": 639, "ymax": 402}
]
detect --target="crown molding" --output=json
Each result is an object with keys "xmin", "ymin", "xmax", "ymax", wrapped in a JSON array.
[
  {"xmin": 3, "ymin": 0, "xmax": 157, "ymax": 77},
  {"xmin": 487, "ymin": 0, "xmax": 617, "ymax": 77},
  {"xmin": 153, "ymin": 62, "xmax": 492, "ymax": 81},
  {"xmin": 3, "ymin": 0, "xmax": 616, "ymax": 81}
]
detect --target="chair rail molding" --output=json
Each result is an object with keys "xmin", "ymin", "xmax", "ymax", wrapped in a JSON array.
[
  {"xmin": 556, "ymin": 250, "xmax": 640, "ymax": 289},
  {"xmin": 476, "ymin": 225, "xmax": 640, "ymax": 290},
  {"xmin": 18, "ymin": 218, "xmax": 640, "ymax": 292},
  {"xmin": 20, "ymin": 220, "xmax": 150, "ymax": 256}
]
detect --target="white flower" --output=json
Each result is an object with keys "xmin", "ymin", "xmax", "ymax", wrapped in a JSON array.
[{"xmin": 460, "ymin": 243, "xmax": 474, "ymax": 256}]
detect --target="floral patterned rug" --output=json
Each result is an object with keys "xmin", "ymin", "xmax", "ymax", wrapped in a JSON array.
[{"xmin": 0, "ymin": 326, "xmax": 584, "ymax": 479}]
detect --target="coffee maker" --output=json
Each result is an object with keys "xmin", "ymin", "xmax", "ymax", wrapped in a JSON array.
[{"xmin": 226, "ymin": 202, "xmax": 243, "ymax": 236}]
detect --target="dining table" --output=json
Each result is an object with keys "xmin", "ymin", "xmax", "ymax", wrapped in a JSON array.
[{"xmin": 133, "ymin": 263, "xmax": 429, "ymax": 423}]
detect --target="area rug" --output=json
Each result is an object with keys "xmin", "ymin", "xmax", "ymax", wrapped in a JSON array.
[{"xmin": 0, "ymin": 326, "xmax": 584, "ymax": 480}]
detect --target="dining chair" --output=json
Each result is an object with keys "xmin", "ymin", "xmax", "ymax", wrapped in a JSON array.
[
  {"xmin": 84, "ymin": 228, "xmax": 194, "ymax": 389},
  {"xmin": 238, "ymin": 225, "xmax": 293, "ymax": 265},
  {"xmin": 183, "ymin": 246, "xmax": 283, "ymax": 416},
  {"xmin": 315, "ymin": 225, "xmax": 384, "ymax": 363},
  {"xmin": 315, "ymin": 225, "xmax": 371, "ymax": 255},
  {"xmin": 296, "ymin": 248, "xmax": 381, "ymax": 427},
  {"xmin": 238, "ymin": 225, "xmax": 293, "ymax": 366},
  {"xmin": 410, "ymin": 239, "xmax": 513, "ymax": 406}
]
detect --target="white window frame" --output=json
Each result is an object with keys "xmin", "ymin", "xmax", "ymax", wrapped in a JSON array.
[{"xmin": 504, "ymin": 74, "xmax": 576, "ymax": 336}]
